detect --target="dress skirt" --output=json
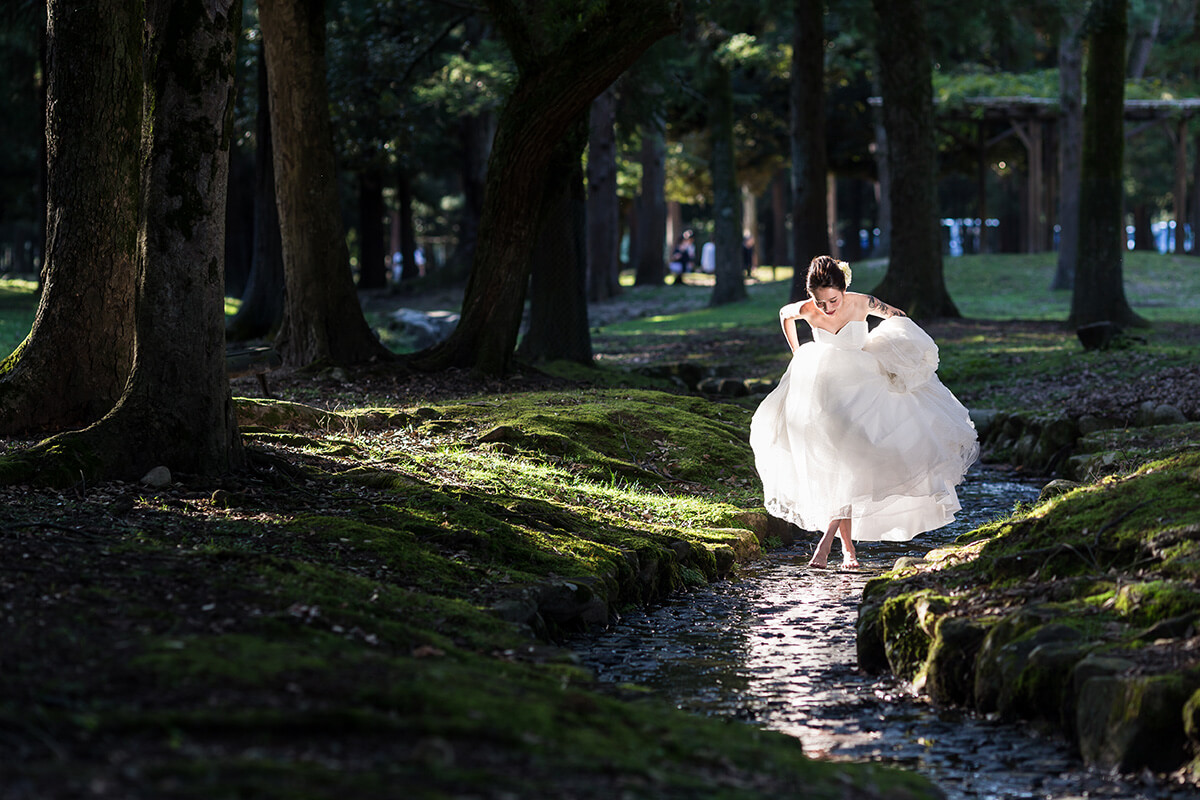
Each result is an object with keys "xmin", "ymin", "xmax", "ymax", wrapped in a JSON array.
[{"xmin": 749, "ymin": 317, "xmax": 978, "ymax": 542}]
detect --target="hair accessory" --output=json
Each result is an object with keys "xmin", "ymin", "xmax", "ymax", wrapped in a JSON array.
[{"xmin": 837, "ymin": 260, "xmax": 852, "ymax": 287}]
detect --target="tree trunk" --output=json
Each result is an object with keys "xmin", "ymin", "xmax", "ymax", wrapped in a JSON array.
[
  {"xmin": 224, "ymin": 145, "xmax": 255, "ymax": 298},
  {"xmin": 871, "ymin": 75, "xmax": 892, "ymax": 259},
  {"xmin": 446, "ymin": 16, "xmax": 493, "ymax": 278},
  {"xmin": 790, "ymin": 0, "xmax": 829, "ymax": 302},
  {"xmin": 518, "ymin": 118, "xmax": 592, "ymax": 364},
  {"xmin": 708, "ymin": 57, "xmax": 747, "ymax": 307},
  {"xmin": 0, "ymin": 0, "xmax": 139, "ymax": 435},
  {"xmin": 357, "ymin": 169, "xmax": 387, "ymax": 290},
  {"xmin": 1071, "ymin": 0, "xmax": 1147, "ymax": 329},
  {"xmin": 771, "ymin": 167, "xmax": 789, "ymax": 270},
  {"xmin": 633, "ymin": 125, "xmax": 667, "ymax": 286},
  {"xmin": 259, "ymin": 0, "xmax": 391, "ymax": 367},
  {"xmin": 587, "ymin": 87, "xmax": 621, "ymax": 302},
  {"xmin": 870, "ymin": 0, "xmax": 957, "ymax": 318},
  {"xmin": 413, "ymin": 0, "xmax": 679, "ymax": 376},
  {"xmin": 1052, "ymin": 8, "xmax": 1084, "ymax": 291},
  {"xmin": 228, "ymin": 46, "xmax": 285, "ymax": 341},
  {"xmin": 16, "ymin": 0, "xmax": 246, "ymax": 483}
]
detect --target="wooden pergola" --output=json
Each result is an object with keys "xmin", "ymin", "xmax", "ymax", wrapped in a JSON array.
[{"xmin": 934, "ymin": 96, "xmax": 1200, "ymax": 253}]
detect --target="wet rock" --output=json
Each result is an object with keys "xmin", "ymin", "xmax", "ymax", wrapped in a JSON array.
[
  {"xmin": 1008, "ymin": 640, "xmax": 1095, "ymax": 730},
  {"xmin": 696, "ymin": 377, "xmax": 749, "ymax": 397},
  {"xmin": 736, "ymin": 511, "xmax": 798, "ymax": 548},
  {"xmin": 925, "ymin": 615, "xmax": 990, "ymax": 706},
  {"xmin": 1037, "ymin": 479, "xmax": 1081, "ymax": 504},
  {"xmin": 973, "ymin": 612, "xmax": 1057, "ymax": 713},
  {"xmin": 880, "ymin": 591, "xmax": 948, "ymax": 682},
  {"xmin": 1075, "ymin": 671, "xmax": 1200, "ymax": 773},
  {"xmin": 855, "ymin": 597, "xmax": 889, "ymax": 674},
  {"xmin": 537, "ymin": 578, "xmax": 609, "ymax": 630},
  {"xmin": 389, "ymin": 308, "xmax": 459, "ymax": 349}
]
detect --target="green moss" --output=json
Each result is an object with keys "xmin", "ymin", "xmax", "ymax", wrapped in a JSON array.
[{"xmin": 1114, "ymin": 580, "xmax": 1200, "ymax": 627}]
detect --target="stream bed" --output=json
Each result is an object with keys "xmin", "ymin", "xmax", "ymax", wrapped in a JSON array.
[{"xmin": 571, "ymin": 468, "xmax": 1197, "ymax": 800}]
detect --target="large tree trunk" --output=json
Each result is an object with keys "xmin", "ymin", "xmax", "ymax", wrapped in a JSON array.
[
  {"xmin": 396, "ymin": 169, "xmax": 420, "ymax": 282},
  {"xmin": 1071, "ymin": 0, "xmax": 1147, "ymax": 329},
  {"xmin": 870, "ymin": 0, "xmax": 957, "ymax": 318},
  {"xmin": 15, "ymin": 0, "xmax": 246, "ymax": 483},
  {"xmin": 228, "ymin": 46, "xmax": 285, "ymax": 341},
  {"xmin": 518, "ymin": 119, "xmax": 592, "ymax": 364},
  {"xmin": 708, "ymin": 58, "xmax": 746, "ymax": 307},
  {"xmin": 0, "ymin": 0, "xmax": 139, "ymax": 435},
  {"xmin": 259, "ymin": 0, "xmax": 391, "ymax": 367},
  {"xmin": 790, "ymin": 0, "xmax": 829, "ymax": 301},
  {"xmin": 413, "ymin": 0, "xmax": 679, "ymax": 376},
  {"xmin": 633, "ymin": 125, "xmax": 667, "ymax": 286},
  {"xmin": 587, "ymin": 87, "xmax": 621, "ymax": 302},
  {"xmin": 357, "ymin": 169, "xmax": 387, "ymax": 290},
  {"xmin": 1052, "ymin": 8, "xmax": 1084, "ymax": 291},
  {"xmin": 224, "ymin": 146, "xmax": 255, "ymax": 298}
]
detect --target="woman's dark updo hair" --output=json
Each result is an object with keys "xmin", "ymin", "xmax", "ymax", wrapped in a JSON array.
[{"xmin": 806, "ymin": 255, "xmax": 851, "ymax": 295}]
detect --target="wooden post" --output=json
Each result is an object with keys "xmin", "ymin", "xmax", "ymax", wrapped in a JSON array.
[{"xmin": 1174, "ymin": 117, "xmax": 1188, "ymax": 254}]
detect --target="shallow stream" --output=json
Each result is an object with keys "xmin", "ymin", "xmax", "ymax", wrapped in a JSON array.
[{"xmin": 571, "ymin": 468, "xmax": 1196, "ymax": 800}]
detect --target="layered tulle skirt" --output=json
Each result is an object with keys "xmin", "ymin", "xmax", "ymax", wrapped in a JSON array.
[{"xmin": 749, "ymin": 317, "xmax": 978, "ymax": 542}]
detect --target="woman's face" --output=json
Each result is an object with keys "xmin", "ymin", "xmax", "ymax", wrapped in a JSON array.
[{"xmin": 812, "ymin": 287, "xmax": 844, "ymax": 316}]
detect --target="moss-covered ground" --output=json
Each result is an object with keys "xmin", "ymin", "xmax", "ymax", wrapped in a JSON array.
[{"xmin": 0, "ymin": 386, "xmax": 934, "ymax": 798}]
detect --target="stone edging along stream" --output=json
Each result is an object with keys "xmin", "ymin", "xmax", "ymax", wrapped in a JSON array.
[{"xmin": 856, "ymin": 408, "xmax": 1200, "ymax": 779}]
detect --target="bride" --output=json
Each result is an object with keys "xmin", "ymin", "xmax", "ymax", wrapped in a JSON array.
[{"xmin": 749, "ymin": 255, "xmax": 979, "ymax": 569}]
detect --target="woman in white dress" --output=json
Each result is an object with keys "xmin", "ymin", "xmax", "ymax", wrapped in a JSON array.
[{"xmin": 750, "ymin": 256, "xmax": 978, "ymax": 569}]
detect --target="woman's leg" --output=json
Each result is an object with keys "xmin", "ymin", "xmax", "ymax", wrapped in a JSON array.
[
  {"xmin": 807, "ymin": 518, "xmax": 841, "ymax": 568},
  {"xmin": 838, "ymin": 518, "xmax": 858, "ymax": 569}
]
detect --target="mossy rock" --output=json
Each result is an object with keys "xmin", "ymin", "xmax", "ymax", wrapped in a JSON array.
[
  {"xmin": 973, "ymin": 611, "xmax": 1057, "ymax": 713},
  {"xmin": 1075, "ymin": 670, "xmax": 1200, "ymax": 773},
  {"xmin": 879, "ymin": 591, "xmax": 950, "ymax": 682},
  {"xmin": 923, "ymin": 615, "xmax": 991, "ymax": 707},
  {"xmin": 856, "ymin": 597, "xmax": 888, "ymax": 675}
]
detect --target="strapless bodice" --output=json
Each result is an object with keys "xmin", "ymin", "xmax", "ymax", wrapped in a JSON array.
[{"xmin": 812, "ymin": 319, "xmax": 867, "ymax": 350}]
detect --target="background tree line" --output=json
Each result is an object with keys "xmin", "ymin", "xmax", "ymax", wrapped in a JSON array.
[{"xmin": 0, "ymin": 0, "xmax": 1196, "ymax": 481}]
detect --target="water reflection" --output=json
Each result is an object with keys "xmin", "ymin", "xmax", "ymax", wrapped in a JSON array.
[{"xmin": 574, "ymin": 469, "xmax": 1195, "ymax": 800}]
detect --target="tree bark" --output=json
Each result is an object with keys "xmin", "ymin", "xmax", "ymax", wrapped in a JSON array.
[
  {"xmin": 1071, "ymin": 0, "xmax": 1146, "ymax": 329},
  {"xmin": 587, "ymin": 87, "xmax": 621, "ymax": 302},
  {"xmin": 708, "ymin": 57, "xmax": 746, "ymax": 307},
  {"xmin": 413, "ymin": 0, "xmax": 680, "ymax": 376},
  {"xmin": 228, "ymin": 46, "xmax": 285, "ymax": 341},
  {"xmin": 633, "ymin": 125, "xmax": 668, "ymax": 286},
  {"xmin": 871, "ymin": 75, "xmax": 892, "ymax": 259},
  {"xmin": 14, "ymin": 0, "xmax": 246, "ymax": 483},
  {"xmin": 0, "ymin": 0, "xmax": 139, "ymax": 435},
  {"xmin": 259, "ymin": 0, "xmax": 391, "ymax": 367},
  {"xmin": 518, "ymin": 118, "xmax": 592, "ymax": 364},
  {"xmin": 1052, "ymin": 8, "xmax": 1084, "ymax": 291},
  {"xmin": 357, "ymin": 169, "xmax": 387, "ymax": 290},
  {"xmin": 790, "ymin": 0, "xmax": 829, "ymax": 302},
  {"xmin": 870, "ymin": 0, "xmax": 957, "ymax": 318}
]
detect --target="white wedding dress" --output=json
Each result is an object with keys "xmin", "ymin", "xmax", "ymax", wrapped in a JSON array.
[{"xmin": 750, "ymin": 317, "xmax": 979, "ymax": 542}]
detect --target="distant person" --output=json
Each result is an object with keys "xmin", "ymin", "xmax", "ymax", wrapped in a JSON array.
[
  {"xmin": 390, "ymin": 246, "xmax": 427, "ymax": 282},
  {"xmin": 742, "ymin": 233, "xmax": 756, "ymax": 277},
  {"xmin": 668, "ymin": 230, "xmax": 695, "ymax": 285},
  {"xmin": 700, "ymin": 240, "xmax": 716, "ymax": 274},
  {"xmin": 749, "ymin": 255, "xmax": 978, "ymax": 569}
]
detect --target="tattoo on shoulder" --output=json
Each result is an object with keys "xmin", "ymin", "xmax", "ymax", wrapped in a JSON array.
[{"xmin": 869, "ymin": 296, "xmax": 906, "ymax": 317}]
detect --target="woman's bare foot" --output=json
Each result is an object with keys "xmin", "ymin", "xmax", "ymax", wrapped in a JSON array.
[
  {"xmin": 840, "ymin": 555, "xmax": 860, "ymax": 570},
  {"xmin": 807, "ymin": 555, "xmax": 829, "ymax": 569}
]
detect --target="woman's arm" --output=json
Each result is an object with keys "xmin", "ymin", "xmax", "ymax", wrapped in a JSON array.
[
  {"xmin": 864, "ymin": 295, "xmax": 906, "ymax": 319},
  {"xmin": 778, "ymin": 301, "xmax": 808, "ymax": 353}
]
